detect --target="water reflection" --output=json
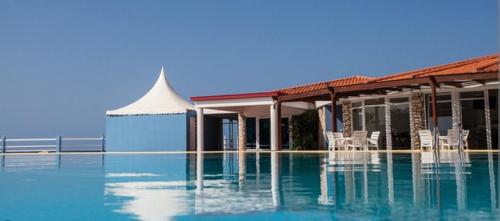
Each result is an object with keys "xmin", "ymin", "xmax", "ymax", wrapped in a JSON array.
[{"xmin": 0, "ymin": 152, "xmax": 497, "ymax": 220}]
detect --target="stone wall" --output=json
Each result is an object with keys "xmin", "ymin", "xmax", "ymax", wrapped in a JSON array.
[
  {"xmin": 409, "ymin": 93, "xmax": 425, "ymax": 149},
  {"xmin": 342, "ymin": 101, "xmax": 353, "ymax": 137},
  {"xmin": 451, "ymin": 91, "xmax": 461, "ymax": 130},
  {"xmin": 238, "ymin": 113, "xmax": 247, "ymax": 151},
  {"xmin": 318, "ymin": 107, "xmax": 326, "ymax": 149}
]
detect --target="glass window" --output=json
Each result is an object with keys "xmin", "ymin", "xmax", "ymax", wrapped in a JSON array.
[
  {"xmin": 390, "ymin": 97, "xmax": 409, "ymax": 104},
  {"xmin": 461, "ymin": 91, "xmax": 484, "ymax": 99},
  {"xmin": 390, "ymin": 103, "xmax": 411, "ymax": 149},
  {"xmin": 246, "ymin": 118, "xmax": 256, "ymax": 148},
  {"xmin": 365, "ymin": 98, "xmax": 385, "ymax": 106},
  {"xmin": 326, "ymin": 105, "xmax": 343, "ymax": 132},
  {"xmin": 259, "ymin": 119, "xmax": 270, "ymax": 149},
  {"xmin": 460, "ymin": 92, "xmax": 486, "ymax": 148},
  {"xmin": 352, "ymin": 102, "xmax": 362, "ymax": 108},
  {"xmin": 427, "ymin": 93, "xmax": 452, "ymax": 135},
  {"xmin": 365, "ymin": 106, "xmax": 386, "ymax": 149},
  {"xmin": 489, "ymin": 89, "xmax": 498, "ymax": 149},
  {"xmin": 352, "ymin": 108, "xmax": 363, "ymax": 131}
]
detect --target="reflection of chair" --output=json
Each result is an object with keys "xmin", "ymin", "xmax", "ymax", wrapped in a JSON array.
[
  {"xmin": 462, "ymin": 130, "xmax": 469, "ymax": 149},
  {"xmin": 326, "ymin": 132, "xmax": 347, "ymax": 151},
  {"xmin": 367, "ymin": 131, "xmax": 380, "ymax": 150},
  {"xmin": 347, "ymin": 131, "xmax": 368, "ymax": 151},
  {"xmin": 418, "ymin": 130, "xmax": 433, "ymax": 150},
  {"xmin": 441, "ymin": 129, "xmax": 460, "ymax": 150}
]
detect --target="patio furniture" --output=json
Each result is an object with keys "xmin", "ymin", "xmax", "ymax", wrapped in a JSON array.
[
  {"xmin": 326, "ymin": 132, "xmax": 347, "ymax": 151},
  {"xmin": 366, "ymin": 131, "xmax": 380, "ymax": 150},
  {"xmin": 418, "ymin": 130, "xmax": 433, "ymax": 150},
  {"xmin": 441, "ymin": 129, "xmax": 460, "ymax": 150},
  {"xmin": 346, "ymin": 131, "xmax": 368, "ymax": 151}
]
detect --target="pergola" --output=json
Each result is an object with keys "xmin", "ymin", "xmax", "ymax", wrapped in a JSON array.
[
  {"xmin": 192, "ymin": 54, "xmax": 499, "ymax": 151},
  {"xmin": 275, "ymin": 71, "xmax": 498, "ymax": 149}
]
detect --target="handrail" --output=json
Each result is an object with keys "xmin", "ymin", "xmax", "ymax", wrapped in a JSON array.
[
  {"xmin": 62, "ymin": 138, "xmax": 103, "ymax": 141},
  {"xmin": 8, "ymin": 145, "xmax": 58, "ymax": 148},
  {"xmin": 1, "ymin": 135, "xmax": 105, "ymax": 153},
  {"xmin": 6, "ymin": 138, "xmax": 57, "ymax": 142}
]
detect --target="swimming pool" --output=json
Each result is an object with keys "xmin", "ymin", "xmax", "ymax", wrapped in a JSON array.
[{"xmin": 0, "ymin": 152, "xmax": 498, "ymax": 220}]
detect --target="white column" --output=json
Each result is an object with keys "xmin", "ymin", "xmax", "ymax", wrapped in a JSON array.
[
  {"xmin": 484, "ymin": 90, "xmax": 492, "ymax": 150},
  {"xmin": 196, "ymin": 108, "xmax": 204, "ymax": 152},
  {"xmin": 256, "ymin": 117, "xmax": 260, "ymax": 151},
  {"xmin": 270, "ymin": 102, "xmax": 278, "ymax": 151},
  {"xmin": 385, "ymin": 97, "xmax": 392, "ymax": 150}
]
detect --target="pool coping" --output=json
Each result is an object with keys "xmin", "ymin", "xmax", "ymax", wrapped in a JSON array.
[{"xmin": 0, "ymin": 149, "xmax": 498, "ymax": 156}]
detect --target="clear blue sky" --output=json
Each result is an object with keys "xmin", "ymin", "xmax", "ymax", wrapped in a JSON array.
[{"xmin": 0, "ymin": 0, "xmax": 497, "ymax": 137}]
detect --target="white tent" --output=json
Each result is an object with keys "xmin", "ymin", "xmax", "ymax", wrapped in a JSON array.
[{"xmin": 107, "ymin": 67, "xmax": 194, "ymax": 116}]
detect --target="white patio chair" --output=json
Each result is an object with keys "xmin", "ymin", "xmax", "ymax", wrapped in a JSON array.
[
  {"xmin": 418, "ymin": 130, "xmax": 433, "ymax": 150},
  {"xmin": 441, "ymin": 129, "xmax": 460, "ymax": 150},
  {"xmin": 347, "ymin": 131, "xmax": 368, "ymax": 151},
  {"xmin": 326, "ymin": 132, "xmax": 347, "ymax": 151},
  {"xmin": 366, "ymin": 131, "xmax": 380, "ymax": 150}
]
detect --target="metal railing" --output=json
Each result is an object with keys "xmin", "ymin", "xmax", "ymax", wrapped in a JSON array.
[{"xmin": 0, "ymin": 135, "xmax": 105, "ymax": 153}]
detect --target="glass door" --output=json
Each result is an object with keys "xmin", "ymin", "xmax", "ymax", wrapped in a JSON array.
[
  {"xmin": 489, "ymin": 89, "xmax": 498, "ymax": 149},
  {"xmin": 426, "ymin": 93, "xmax": 452, "ymax": 135},
  {"xmin": 460, "ymin": 91, "xmax": 486, "ymax": 149},
  {"xmin": 365, "ymin": 98, "xmax": 386, "ymax": 149},
  {"xmin": 390, "ymin": 98, "xmax": 411, "ymax": 149}
]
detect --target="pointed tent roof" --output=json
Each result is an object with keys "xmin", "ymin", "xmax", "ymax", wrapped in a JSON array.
[{"xmin": 107, "ymin": 67, "xmax": 194, "ymax": 116}]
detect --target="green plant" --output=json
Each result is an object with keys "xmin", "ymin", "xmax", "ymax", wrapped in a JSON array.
[{"xmin": 291, "ymin": 110, "xmax": 319, "ymax": 150}]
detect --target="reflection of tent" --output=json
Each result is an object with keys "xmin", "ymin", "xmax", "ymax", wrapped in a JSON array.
[{"xmin": 105, "ymin": 67, "xmax": 196, "ymax": 151}]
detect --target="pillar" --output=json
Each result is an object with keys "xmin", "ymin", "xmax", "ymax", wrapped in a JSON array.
[
  {"xmin": 342, "ymin": 101, "xmax": 353, "ymax": 137},
  {"xmin": 429, "ymin": 78, "xmax": 439, "ymax": 150},
  {"xmin": 385, "ymin": 97, "xmax": 392, "ymax": 150},
  {"xmin": 238, "ymin": 113, "xmax": 247, "ymax": 151},
  {"xmin": 484, "ymin": 90, "xmax": 492, "ymax": 150},
  {"xmin": 256, "ymin": 117, "xmax": 260, "ymax": 151},
  {"xmin": 451, "ymin": 91, "xmax": 461, "ymax": 130},
  {"xmin": 196, "ymin": 108, "xmax": 204, "ymax": 152},
  {"xmin": 330, "ymin": 92, "xmax": 337, "ymax": 132},
  {"xmin": 318, "ymin": 106, "xmax": 326, "ymax": 149},
  {"xmin": 409, "ymin": 93, "xmax": 425, "ymax": 149},
  {"xmin": 270, "ymin": 102, "xmax": 278, "ymax": 151}
]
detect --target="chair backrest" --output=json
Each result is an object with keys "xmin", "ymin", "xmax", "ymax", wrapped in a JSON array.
[
  {"xmin": 352, "ymin": 131, "xmax": 367, "ymax": 144},
  {"xmin": 370, "ymin": 131, "xmax": 380, "ymax": 141},
  {"xmin": 326, "ymin": 132, "xmax": 334, "ymax": 142},
  {"xmin": 418, "ymin": 130, "xmax": 432, "ymax": 145},
  {"xmin": 326, "ymin": 132, "xmax": 343, "ymax": 143},
  {"xmin": 447, "ymin": 129, "xmax": 460, "ymax": 145},
  {"xmin": 333, "ymin": 132, "xmax": 343, "ymax": 139}
]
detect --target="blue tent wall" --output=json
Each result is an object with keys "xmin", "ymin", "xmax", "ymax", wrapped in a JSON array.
[{"xmin": 105, "ymin": 113, "xmax": 190, "ymax": 151}]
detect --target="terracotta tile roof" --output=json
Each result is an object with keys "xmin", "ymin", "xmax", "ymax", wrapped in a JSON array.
[
  {"xmin": 279, "ymin": 75, "xmax": 375, "ymax": 95},
  {"xmin": 372, "ymin": 54, "xmax": 499, "ymax": 82}
]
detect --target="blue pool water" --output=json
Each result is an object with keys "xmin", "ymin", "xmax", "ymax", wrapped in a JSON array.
[{"xmin": 0, "ymin": 152, "xmax": 498, "ymax": 220}]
